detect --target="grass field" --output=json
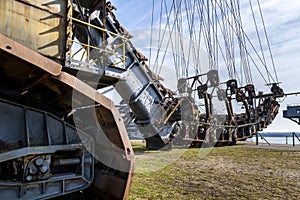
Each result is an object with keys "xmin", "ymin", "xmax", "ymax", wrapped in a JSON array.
[{"xmin": 129, "ymin": 142, "xmax": 300, "ymax": 200}]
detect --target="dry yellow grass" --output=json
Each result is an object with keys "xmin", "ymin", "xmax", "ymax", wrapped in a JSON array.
[{"xmin": 129, "ymin": 142, "xmax": 300, "ymax": 200}]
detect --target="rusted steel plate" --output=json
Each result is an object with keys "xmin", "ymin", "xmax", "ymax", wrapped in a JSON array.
[
  {"xmin": 0, "ymin": 32, "xmax": 133, "ymax": 199},
  {"xmin": 57, "ymin": 72, "xmax": 134, "ymax": 157},
  {"xmin": 0, "ymin": 0, "xmax": 67, "ymax": 60},
  {"xmin": 57, "ymin": 71, "xmax": 134, "ymax": 200},
  {"xmin": 0, "ymin": 33, "xmax": 62, "ymax": 76}
]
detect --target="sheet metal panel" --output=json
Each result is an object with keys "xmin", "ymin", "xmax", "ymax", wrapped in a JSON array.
[
  {"xmin": 0, "ymin": 0, "xmax": 67, "ymax": 61},
  {"xmin": 283, "ymin": 106, "xmax": 300, "ymax": 118}
]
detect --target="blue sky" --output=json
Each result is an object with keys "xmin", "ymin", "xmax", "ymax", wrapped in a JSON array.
[{"xmin": 111, "ymin": 0, "xmax": 300, "ymax": 132}]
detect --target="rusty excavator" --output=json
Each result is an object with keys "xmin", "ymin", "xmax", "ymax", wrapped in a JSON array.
[{"xmin": 0, "ymin": 0, "xmax": 283, "ymax": 199}]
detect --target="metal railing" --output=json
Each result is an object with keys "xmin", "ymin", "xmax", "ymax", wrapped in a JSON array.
[
  {"xmin": 292, "ymin": 132, "xmax": 300, "ymax": 146},
  {"xmin": 255, "ymin": 132, "xmax": 300, "ymax": 146},
  {"xmin": 67, "ymin": 15, "xmax": 129, "ymax": 71}
]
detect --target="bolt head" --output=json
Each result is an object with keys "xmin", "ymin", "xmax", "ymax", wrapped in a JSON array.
[
  {"xmin": 35, "ymin": 158, "xmax": 44, "ymax": 166},
  {"xmin": 40, "ymin": 166, "xmax": 48, "ymax": 173},
  {"xmin": 26, "ymin": 175, "xmax": 32, "ymax": 181}
]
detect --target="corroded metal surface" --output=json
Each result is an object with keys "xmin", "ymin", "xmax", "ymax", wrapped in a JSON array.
[
  {"xmin": 0, "ymin": 31, "xmax": 133, "ymax": 199},
  {"xmin": 0, "ymin": 34, "xmax": 62, "ymax": 76},
  {"xmin": 57, "ymin": 72, "xmax": 134, "ymax": 200},
  {"xmin": 57, "ymin": 71, "xmax": 134, "ymax": 160},
  {"xmin": 0, "ymin": 0, "xmax": 67, "ymax": 61}
]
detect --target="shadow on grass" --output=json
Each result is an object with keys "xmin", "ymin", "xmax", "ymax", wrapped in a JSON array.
[
  {"xmin": 131, "ymin": 141, "xmax": 148, "ymax": 154},
  {"xmin": 131, "ymin": 141, "xmax": 249, "ymax": 155}
]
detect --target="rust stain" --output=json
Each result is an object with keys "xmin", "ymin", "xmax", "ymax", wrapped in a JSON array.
[
  {"xmin": 1, "ymin": 0, "xmax": 66, "ymax": 59},
  {"xmin": 0, "ymin": 34, "xmax": 62, "ymax": 76},
  {"xmin": 15, "ymin": 0, "xmax": 65, "ymax": 17}
]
